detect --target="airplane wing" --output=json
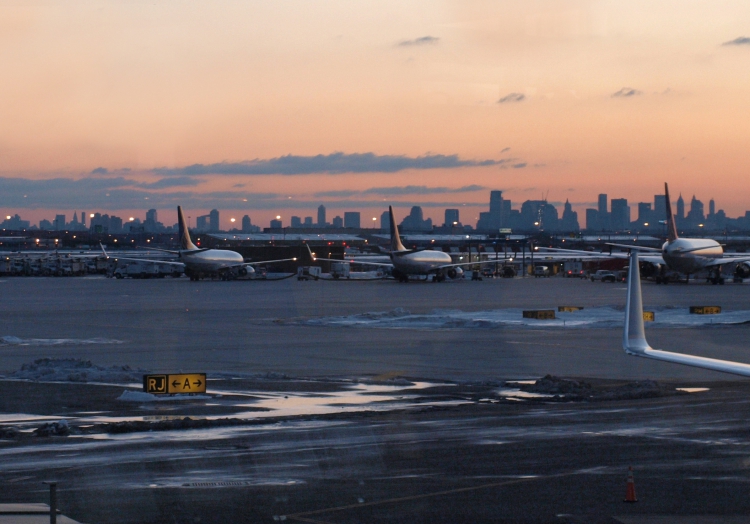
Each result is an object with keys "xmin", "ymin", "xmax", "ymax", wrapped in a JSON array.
[
  {"xmin": 537, "ymin": 246, "xmax": 665, "ymax": 266},
  {"xmin": 434, "ymin": 259, "xmax": 512, "ymax": 270},
  {"xmin": 702, "ymin": 254, "xmax": 750, "ymax": 268},
  {"xmin": 312, "ymin": 256, "xmax": 394, "ymax": 268},
  {"xmin": 623, "ymin": 250, "xmax": 750, "ymax": 377},
  {"xmin": 243, "ymin": 257, "xmax": 297, "ymax": 266},
  {"xmin": 100, "ymin": 243, "xmax": 184, "ymax": 266}
]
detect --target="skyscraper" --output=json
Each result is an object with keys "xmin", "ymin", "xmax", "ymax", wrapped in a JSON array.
[
  {"xmin": 317, "ymin": 205, "xmax": 326, "ymax": 227},
  {"xmin": 241, "ymin": 215, "xmax": 252, "ymax": 232},
  {"xmin": 380, "ymin": 210, "xmax": 390, "ymax": 232},
  {"xmin": 653, "ymin": 195, "xmax": 667, "ymax": 221},
  {"xmin": 209, "ymin": 209, "xmax": 220, "ymax": 232},
  {"xmin": 610, "ymin": 198, "xmax": 630, "ymax": 230},
  {"xmin": 676, "ymin": 194, "xmax": 685, "ymax": 220},
  {"xmin": 291, "ymin": 216, "xmax": 302, "ymax": 228},
  {"xmin": 344, "ymin": 212, "xmax": 360, "ymax": 228},
  {"xmin": 444, "ymin": 209, "xmax": 459, "ymax": 226}
]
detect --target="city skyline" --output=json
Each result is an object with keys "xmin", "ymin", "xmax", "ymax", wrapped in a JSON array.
[
  {"xmin": 4, "ymin": 187, "xmax": 749, "ymax": 233},
  {"xmin": 2, "ymin": 3, "xmax": 750, "ymax": 226}
]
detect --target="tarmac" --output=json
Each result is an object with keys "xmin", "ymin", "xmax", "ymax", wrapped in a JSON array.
[{"xmin": 1, "ymin": 275, "xmax": 750, "ymax": 523}]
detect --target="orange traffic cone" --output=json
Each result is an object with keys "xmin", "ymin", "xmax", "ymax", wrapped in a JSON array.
[{"xmin": 624, "ymin": 466, "xmax": 638, "ymax": 503}]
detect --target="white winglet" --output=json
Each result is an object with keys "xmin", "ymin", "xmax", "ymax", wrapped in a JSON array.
[{"xmin": 624, "ymin": 250, "xmax": 750, "ymax": 376}]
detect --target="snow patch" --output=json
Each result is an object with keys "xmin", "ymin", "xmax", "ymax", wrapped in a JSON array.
[
  {"xmin": 300, "ymin": 306, "xmax": 750, "ymax": 330},
  {"xmin": 1, "ymin": 336, "xmax": 123, "ymax": 346},
  {"xmin": 9, "ymin": 358, "xmax": 145, "ymax": 383}
]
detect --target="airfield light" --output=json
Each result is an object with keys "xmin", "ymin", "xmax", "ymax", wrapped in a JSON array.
[
  {"xmin": 372, "ymin": 217, "xmax": 376, "ymax": 221},
  {"xmin": 90, "ymin": 214, "xmax": 95, "ymax": 218},
  {"xmin": 114, "ymin": 239, "xmax": 118, "ymax": 242},
  {"xmin": 5, "ymin": 216, "xmax": 10, "ymax": 220},
  {"xmin": 276, "ymin": 215, "xmax": 281, "ymax": 220},
  {"xmin": 147, "ymin": 239, "xmax": 151, "ymax": 243},
  {"xmin": 35, "ymin": 239, "xmax": 39, "ymax": 243},
  {"xmin": 230, "ymin": 218, "xmax": 236, "ymax": 223},
  {"xmin": 453, "ymin": 221, "xmax": 457, "ymax": 226},
  {"xmin": 54, "ymin": 239, "xmax": 58, "ymax": 243},
  {"xmin": 129, "ymin": 217, "xmax": 135, "ymax": 221},
  {"xmin": 699, "ymin": 223, "xmax": 704, "ymax": 228},
  {"xmin": 534, "ymin": 221, "xmax": 539, "ymax": 226},
  {"xmin": 644, "ymin": 222, "xmax": 649, "ymax": 227}
]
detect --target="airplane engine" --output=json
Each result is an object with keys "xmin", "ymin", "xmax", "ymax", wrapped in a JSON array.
[
  {"xmin": 238, "ymin": 267, "xmax": 248, "ymax": 276},
  {"xmin": 734, "ymin": 262, "xmax": 750, "ymax": 279},
  {"xmin": 447, "ymin": 267, "xmax": 464, "ymax": 280}
]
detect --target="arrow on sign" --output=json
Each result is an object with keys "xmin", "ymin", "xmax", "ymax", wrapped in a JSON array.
[
  {"xmin": 172, "ymin": 380, "xmax": 180, "ymax": 388},
  {"xmin": 193, "ymin": 380, "xmax": 202, "ymax": 387}
]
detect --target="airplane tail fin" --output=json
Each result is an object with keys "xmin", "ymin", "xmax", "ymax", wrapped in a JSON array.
[
  {"xmin": 664, "ymin": 183, "xmax": 679, "ymax": 243},
  {"xmin": 623, "ymin": 250, "xmax": 651, "ymax": 356},
  {"xmin": 389, "ymin": 206, "xmax": 406, "ymax": 252},
  {"xmin": 177, "ymin": 206, "xmax": 198, "ymax": 251},
  {"xmin": 624, "ymin": 248, "xmax": 750, "ymax": 376}
]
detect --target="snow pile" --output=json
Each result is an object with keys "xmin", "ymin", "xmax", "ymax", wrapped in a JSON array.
[
  {"xmin": 301, "ymin": 307, "xmax": 750, "ymax": 330},
  {"xmin": 1, "ymin": 336, "xmax": 123, "ymax": 346},
  {"xmin": 34, "ymin": 420, "xmax": 70, "ymax": 437},
  {"xmin": 9, "ymin": 358, "xmax": 144, "ymax": 383}
]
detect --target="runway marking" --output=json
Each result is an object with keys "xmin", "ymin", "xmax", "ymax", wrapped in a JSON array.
[{"xmin": 285, "ymin": 470, "xmax": 580, "ymax": 523}]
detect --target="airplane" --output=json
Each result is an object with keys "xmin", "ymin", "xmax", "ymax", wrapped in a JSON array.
[
  {"xmin": 101, "ymin": 206, "xmax": 297, "ymax": 281},
  {"xmin": 623, "ymin": 249, "xmax": 750, "ymax": 376},
  {"xmin": 540, "ymin": 183, "xmax": 750, "ymax": 285},
  {"xmin": 312, "ymin": 206, "xmax": 505, "ymax": 282}
]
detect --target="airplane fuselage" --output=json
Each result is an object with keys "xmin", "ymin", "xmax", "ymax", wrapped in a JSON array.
[
  {"xmin": 661, "ymin": 238, "xmax": 723, "ymax": 274},
  {"xmin": 390, "ymin": 250, "xmax": 453, "ymax": 275},
  {"xmin": 180, "ymin": 249, "xmax": 251, "ymax": 274}
]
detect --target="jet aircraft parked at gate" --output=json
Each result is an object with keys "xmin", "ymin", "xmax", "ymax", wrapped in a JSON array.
[
  {"xmin": 313, "ymin": 206, "xmax": 502, "ymax": 282},
  {"xmin": 102, "ymin": 206, "xmax": 296, "ymax": 280},
  {"xmin": 541, "ymin": 183, "xmax": 750, "ymax": 284}
]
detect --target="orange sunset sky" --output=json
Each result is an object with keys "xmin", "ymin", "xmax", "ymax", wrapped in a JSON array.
[{"xmin": 2, "ymin": 1, "xmax": 750, "ymax": 230}]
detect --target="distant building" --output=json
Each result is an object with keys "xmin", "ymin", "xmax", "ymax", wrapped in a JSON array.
[
  {"xmin": 653, "ymin": 194, "xmax": 666, "ymax": 222},
  {"xmin": 291, "ymin": 216, "xmax": 302, "ymax": 228},
  {"xmin": 560, "ymin": 200, "xmax": 579, "ymax": 231},
  {"xmin": 380, "ymin": 210, "xmax": 390, "ymax": 232},
  {"xmin": 444, "ymin": 209, "xmax": 460, "ymax": 227},
  {"xmin": 344, "ymin": 212, "xmax": 361, "ymax": 229},
  {"xmin": 585, "ymin": 208, "xmax": 599, "ymax": 231},
  {"xmin": 317, "ymin": 205, "xmax": 326, "ymax": 227},
  {"xmin": 54, "ymin": 214, "xmax": 66, "ymax": 230},
  {"xmin": 1, "ymin": 214, "xmax": 30, "ymax": 230},
  {"xmin": 304, "ymin": 217, "xmax": 313, "ymax": 226},
  {"xmin": 196, "ymin": 215, "xmax": 209, "ymax": 231},
  {"xmin": 637, "ymin": 203, "xmax": 652, "ymax": 226},
  {"xmin": 676, "ymin": 194, "xmax": 685, "ymax": 220},
  {"xmin": 39, "ymin": 219, "xmax": 53, "ymax": 230},
  {"xmin": 400, "ymin": 206, "xmax": 432, "ymax": 231},
  {"xmin": 270, "ymin": 218, "xmax": 282, "ymax": 229},
  {"xmin": 610, "ymin": 198, "xmax": 630, "ymax": 230},
  {"xmin": 241, "ymin": 215, "xmax": 259, "ymax": 233},
  {"xmin": 209, "ymin": 209, "xmax": 220, "ymax": 232},
  {"xmin": 109, "ymin": 216, "xmax": 123, "ymax": 233},
  {"xmin": 332, "ymin": 215, "xmax": 343, "ymax": 228}
]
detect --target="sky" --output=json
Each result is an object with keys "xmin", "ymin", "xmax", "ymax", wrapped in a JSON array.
[{"xmin": 2, "ymin": 1, "xmax": 750, "ymax": 229}]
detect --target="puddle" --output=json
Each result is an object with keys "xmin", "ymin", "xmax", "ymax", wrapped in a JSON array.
[
  {"xmin": 676, "ymin": 388, "xmax": 710, "ymax": 393},
  {"xmin": 498, "ymin": 388, "xmax": 554, "ymax": 399}
]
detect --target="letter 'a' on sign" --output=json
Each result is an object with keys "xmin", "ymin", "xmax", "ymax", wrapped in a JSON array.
[{"xmin": 143, "ymin": 374, "xmax": 206, "ymax": 394}]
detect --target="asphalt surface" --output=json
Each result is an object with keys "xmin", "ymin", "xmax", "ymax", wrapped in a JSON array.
[{"xmin": 2, "ymin": 275, "xmax": 750, "ymax": 523}]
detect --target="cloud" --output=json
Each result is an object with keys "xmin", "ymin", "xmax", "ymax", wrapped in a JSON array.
[
  {"xmin": 722, "ymin": 36, "xmax": 750, "ymax": 46},
  {"xmin": 501, "ymin": 147, "xmax": 511, "ymax": 153},
  {"xmin": 314, "ymin": 185, "xmax": 485, "ymax": 198},
  {"xmin": 138, "ymin": 177, "xmax": 201, "ymax": 189},
  {"xmin": 398, "ymin": 36, "xmax": 439, "ymax": 46},
  {"xmin": 611, "ymin": 87, "xmax": 642, "ymax": 97},
  {"xmin": 91, "ymin": 167, "xmax": 108, "ymax": 175},
  {"xmin": 512, "ymin": 163, "xmax": 527, "ymax": 169},
  {"xmin": 497, "ymin": 93, "xmax": 525, "ymax": 104},
  {"xmin": 153, "ymin": 152, "xmax": 502, "ymax": 176}
]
